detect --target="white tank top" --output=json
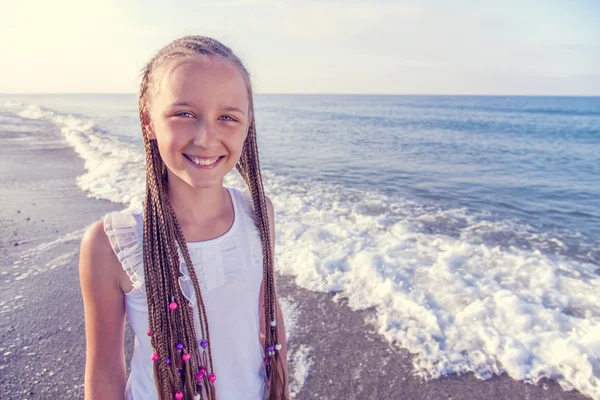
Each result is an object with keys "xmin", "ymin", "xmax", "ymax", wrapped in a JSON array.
[{"xmin": 103, "ymin": 187, "xmax": 267, "ymax": 400}]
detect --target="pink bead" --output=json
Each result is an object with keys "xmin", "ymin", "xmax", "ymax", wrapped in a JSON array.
[
  {"xmin": 196, "ymin": 371, "xmax": 204, "ymax": 381},
  {"xmin": 209, "ymin": 374, "xmax": 216, "ymax": 383},
  {"xmin": 146, "ymin": 329, "xmax": 152, "ymax": 337},
  {"xmin": 175, "ymin": 392, "xmax": 184, "ymax": 400},
  {"xmin": 182, "ymin": 353, "xmax": 191, "ymax": 362},
  {"xmin": 151, "ymin": 353, "xmax": 159, "ymax": 362},
  {"xmin": 199, "ymin": 367, "xmax": 206, "ymax": 375},
  {"xmin": 169, "ymin": 302, "xmax": 178, "ymax": 311},
  {"xmin": 263, "ymin": 357, "xmax": 269, "ymax": 364}
]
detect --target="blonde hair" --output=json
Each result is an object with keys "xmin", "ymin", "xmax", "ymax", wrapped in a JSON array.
[{"xmin": 138, "ymin": 36, "xmax": 286, "ymax": 399}]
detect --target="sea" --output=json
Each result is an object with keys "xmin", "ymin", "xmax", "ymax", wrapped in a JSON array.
[{"xmin": 1, "ymin": 94, "xmax": 599, "ymax": 398}]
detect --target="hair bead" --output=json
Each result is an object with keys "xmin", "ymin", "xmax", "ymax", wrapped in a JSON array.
[
  {"xmin": 151, "ymin": 353, "xmax": 159, "ymax": 362},
  {"xmin": 139, "ymin": 35, "xmax": 287, "ymax": 399},
  {"xmin": 175, "ymin": 392, "xmax": 184, "ymax": 400},
  {"xmin": 182, "ymin": 353, "xmax": 191, "ymax": 362}
]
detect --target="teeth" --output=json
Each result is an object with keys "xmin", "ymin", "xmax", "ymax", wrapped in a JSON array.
[{"xmin": 191, "ymin": 156, "xmax": 219, "ymax": 166}]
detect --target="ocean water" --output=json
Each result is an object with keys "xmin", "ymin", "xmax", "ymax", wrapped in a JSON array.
[{"xmin": 1, "ymin": 94, "xmax": 599, "ymax": 398}]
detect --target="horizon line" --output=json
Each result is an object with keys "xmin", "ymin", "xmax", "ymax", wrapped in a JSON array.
[{"xmin": 1, "ymin": 92, "xmax": 599, "ymax": 98}]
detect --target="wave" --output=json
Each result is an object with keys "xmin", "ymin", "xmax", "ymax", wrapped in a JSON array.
[
  {"xmin": 2, "ymin": 101, "xmax": 146, "ymax": 205},
  {"xmin": 4, "ymin": 100, "xmax": 599, "ymax": 399}
]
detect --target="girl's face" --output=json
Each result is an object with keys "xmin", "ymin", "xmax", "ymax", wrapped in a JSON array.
[{"xmin": 146, "ymin": 55, "xmax": 251, "ymax": 189}]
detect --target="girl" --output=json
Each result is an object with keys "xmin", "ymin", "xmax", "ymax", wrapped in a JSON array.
[{"xmin": 79, "ymin": 36, "xmax": 289, "ymax": 400}]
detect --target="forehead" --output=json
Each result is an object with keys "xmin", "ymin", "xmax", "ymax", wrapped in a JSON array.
[{"xmin": 151, "ymin": 55, "xmax": 249, "ymax": 108}]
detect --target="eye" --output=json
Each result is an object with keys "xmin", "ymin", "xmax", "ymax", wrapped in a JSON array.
[
  {"xmin": 219, "ymin": 115, "xmax": 238, "ymax": 122},
  {"xmin": 175, "ymin": 111, "xmax": 195, "ymax": 118}
]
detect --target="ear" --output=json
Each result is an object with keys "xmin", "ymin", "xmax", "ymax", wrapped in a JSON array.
[
  {"xmin": 141, "ymin": 106, "xmax": 156, "ymax": 140},
  {"xmin": 146, "ymin": 124, "xmax": 156, "ymax": 140}
]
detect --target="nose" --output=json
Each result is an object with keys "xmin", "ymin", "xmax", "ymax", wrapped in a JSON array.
[{"xmin": 192, "ymin": 120, "xmax": 217, "ymax": 148}]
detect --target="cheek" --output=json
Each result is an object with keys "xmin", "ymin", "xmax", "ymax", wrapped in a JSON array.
[
  {"xmin": 154, "ymin": 121, "xmax": 190, "ymax": 152},
  {"xmin": 227, "ymin": 130, "xmax": 248, "ymax": 155},
  {"xmin": 152, "ymin": 134, "xmax": 184, "ymax": 168}
]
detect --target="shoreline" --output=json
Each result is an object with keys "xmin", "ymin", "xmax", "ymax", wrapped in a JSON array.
[{"xmin": 0, "ymin": 120, "xmax": 591, "ymax": 399}]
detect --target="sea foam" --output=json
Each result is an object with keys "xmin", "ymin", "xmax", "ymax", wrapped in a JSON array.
[{"xmin": 4, "ymin": 101, "xmax": 599, "ymax": 399}]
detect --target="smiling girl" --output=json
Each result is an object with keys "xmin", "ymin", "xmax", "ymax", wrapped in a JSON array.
[{"xmin": 79, "ymin": 36, "xmax": 289, "ymax": 400}]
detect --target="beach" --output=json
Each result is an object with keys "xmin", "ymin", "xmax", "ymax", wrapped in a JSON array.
[{"xmin": 1, "ymin": 108, "xmax": 592, "ymax": 399}]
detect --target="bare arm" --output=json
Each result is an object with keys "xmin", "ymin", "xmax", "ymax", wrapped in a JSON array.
[
  {"xmin": 79, "ymin": 220, "xmax": 127, "ymax": 399},
  {"xmin": 265, "ymin": 196, "xmax": 290, "ymax": 398}
]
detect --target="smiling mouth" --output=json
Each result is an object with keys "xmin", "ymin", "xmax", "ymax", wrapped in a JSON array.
[{"xmin": 183, "ymin": 154, "xmax": 224, "ymax": 168}]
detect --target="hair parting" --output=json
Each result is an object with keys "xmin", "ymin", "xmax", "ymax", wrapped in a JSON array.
[{"xmin": 138, "ymin": 36, "xmax": 287, "ymax": 399}]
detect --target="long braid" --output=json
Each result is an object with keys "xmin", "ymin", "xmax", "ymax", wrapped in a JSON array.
[
  {"xmin": 141, "ymin": 65, "xmax": 210, "ymax": 398},
  {"xmin": 139, "ymin": 36, "xmax": 288, "ymax": 399},
  {"xmin": 237, "ymin": 121, "xmax": 287, "ymax": 398}
]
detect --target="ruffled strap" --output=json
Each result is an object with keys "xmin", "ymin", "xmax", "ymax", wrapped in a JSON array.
[{"xmin": 103, "ymin": 204, "xmax": 145, "ymax": 292}]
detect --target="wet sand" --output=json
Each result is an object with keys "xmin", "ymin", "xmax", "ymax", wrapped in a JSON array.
[{"xmin": 0, "ymin": 123, "xmax": 590, "ymax": 399}]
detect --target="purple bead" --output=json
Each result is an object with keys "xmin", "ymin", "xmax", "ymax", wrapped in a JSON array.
[
  {"xmin": 200, "ymin": 340, "xmax": 208, "ymax": 349},
  {"xmin": 267, "ymin": 345, "xmax": 274, "ymax": 352},
  {"xmin": 176, "ymin": 343, "xmax": 184, "ymax": 351},
  {"xmin": 177, "ymin": 369, "xmax": 182, "ymax": 376},
  {"xmin": 166, "ymin": 358, "xmax": 171, "ymax": 365}
]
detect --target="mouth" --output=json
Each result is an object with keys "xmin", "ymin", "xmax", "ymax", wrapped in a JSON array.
[{"xmin": 183, "ymin": 154, "xmax": 225, "ymax": 169}]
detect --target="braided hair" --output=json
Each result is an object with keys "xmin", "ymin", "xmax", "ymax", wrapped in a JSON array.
[{"xmin": 138, "ymin": 36, "xmax": 287, "ymax": 400}]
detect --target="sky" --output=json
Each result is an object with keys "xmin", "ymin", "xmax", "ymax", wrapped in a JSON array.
[{"xmin": 0, "ymin": 0, "xmax": 598, "ymax": 95}]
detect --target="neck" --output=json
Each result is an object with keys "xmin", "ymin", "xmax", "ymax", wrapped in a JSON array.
[{"xmin": 166, "ymin": 176, "xmax": 229, "ymax": 227}]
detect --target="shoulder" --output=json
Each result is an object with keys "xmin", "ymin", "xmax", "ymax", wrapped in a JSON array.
[
  {"xmin": 232, "ymin": 187, "xmax": 274, "ymax": 233},
  {"xmin": 232, "ymin": 187, "xmax": 274, "ymax": 221},
  {"xmin": 80, "ymin": 219, "xmax": 113, "ymax": 258},
  {"xmin": 265, "ymin": 195, "xmax": 274, "ymax": 223},
  {"xmin": 79, "ymin": 219, "xmax": 126, "ymax": 292},
  {"xmin": 264, "ymin": 195, "xmax": 275, "ymax": 246}
]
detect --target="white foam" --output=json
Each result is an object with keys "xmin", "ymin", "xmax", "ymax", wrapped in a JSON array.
[
  {"xmin": 3, "ymin": 102, "xmax": 145, "ymax": 205},
  {"xmin": 265, "ymin": 177, "xmax": 600, "ymax": 399},
  {"xmin": 279, "ymin": 296, "xmax": 314, "ymax": 398},
  {"xmin": 279, "ymin": 296, "xmax": 301, "ymax": 341},
  {"xmin": 288, "ymin": 345, "xmax": 313, "ymax": 399},
  {"xmin": 8, "ymin": 229, "xmax": 85, "ymax": 282},
  {"xmin": 4, "ymin": 101, "xmax": 599, "ymax": 398}
]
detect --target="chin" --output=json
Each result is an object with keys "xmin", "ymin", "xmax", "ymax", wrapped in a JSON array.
[{"xmin": 186, "ymin": 177, "xmax": 224, "ymax": 189}]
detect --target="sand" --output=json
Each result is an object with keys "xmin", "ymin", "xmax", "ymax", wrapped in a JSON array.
[{"xmin": 0, "ymin": 123, "xmax": 590, "ymax": 399}]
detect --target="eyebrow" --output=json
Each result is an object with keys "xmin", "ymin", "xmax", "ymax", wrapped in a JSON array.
[
  {"xmin": 169, "ymin": 102, "xmax": 246, "ymax": 116},
  {"xmin": 223, "ymin": 106, "xmax": 246, "ymax": 116}
]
